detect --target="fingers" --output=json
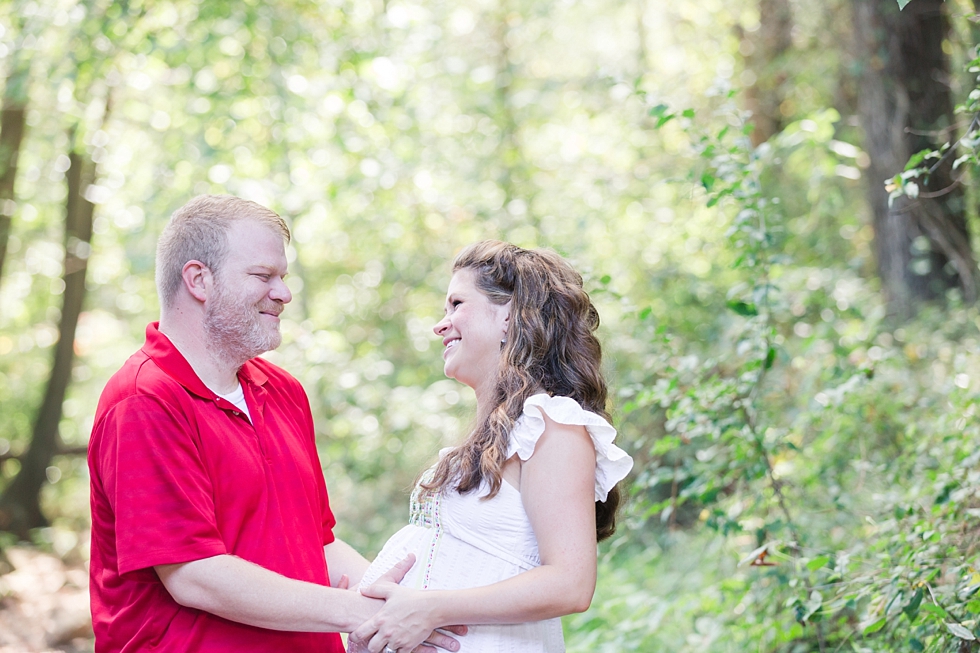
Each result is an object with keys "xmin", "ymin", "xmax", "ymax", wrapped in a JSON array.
[
  {"xmin": 337, "ymin": 574, "xmax": 350, "ymax": 590},
  {"xmin": 345, "ymin": 635, "xmax": 370, "ymax": 653},
  {"xmin": 363, "ymin": 626, "xmax": 453, "ymax": 653},
  {"xmin": 350, "ymin": 618, "xmax": 380, "ymax": 648},
  {"xmin": 420, "ymin": 629, "xmax": 462, "ymax": 652},
  {"xmin": 358, "ymin": 581, "xmax": 393, "ymax": 600},
  {"xmin": 440, "ymin": 625, "xmax": 468, "ymax": 636},
  {"xmin": 377, "ymin": 553, "xmax": 417, "ymax": 584},
  {"xmin": 367, "ymin": 631, "xmax": 392, "ymax": 653}
]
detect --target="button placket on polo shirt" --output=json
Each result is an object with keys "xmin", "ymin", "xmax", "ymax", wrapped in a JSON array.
[
  {"xmin": 242, "ymin": 379, "xmax": 273, "ymax": 464},
  {"xmin": 211, "ymin": 395, "xmax": 267, "ymax": 464}
]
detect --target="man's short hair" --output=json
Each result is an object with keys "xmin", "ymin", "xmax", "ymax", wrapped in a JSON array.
[{"xmin": 155, "ymin": 195, "xmax": 290, "ymax": 310}]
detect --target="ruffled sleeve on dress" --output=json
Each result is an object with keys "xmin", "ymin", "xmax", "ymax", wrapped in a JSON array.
[{"xmin": 506, "ymin": 394, "xmax": 634, "ymax": 502}]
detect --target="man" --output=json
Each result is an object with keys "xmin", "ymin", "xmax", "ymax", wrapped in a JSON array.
[{"xmin": 88, "ymin": 195, "xmax": 459, "ymax": 652}]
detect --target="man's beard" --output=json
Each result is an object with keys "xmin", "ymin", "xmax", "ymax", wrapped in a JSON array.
[{"xmin": 204, "ymin": 283, "xmax": 282, "ymax": 368}]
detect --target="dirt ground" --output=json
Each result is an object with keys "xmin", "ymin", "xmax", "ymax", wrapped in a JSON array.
[{"xmin": 0, "ymin": 546, "xmax": 93, "ymax": 653}]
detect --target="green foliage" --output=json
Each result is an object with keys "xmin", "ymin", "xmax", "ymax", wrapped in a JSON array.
[
  {"xmin": 887, "ymin": 47, "xmax": 980, "ymax": 207},
  {"xmin": 3, "ymin": 0, "xmax": 781, "ymax": 553},
  {"xmin": 567, "ymin": 87, "xmax": 980, "ymax": 653},
  {"xmin": 3, "ymin": 2, "xmax": 980, "ymax": 652}
]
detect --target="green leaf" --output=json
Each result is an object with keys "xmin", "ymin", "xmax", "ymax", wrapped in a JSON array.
[
  {"xmin": 727, "ymin": 300, "xmax": 758, "ymax": 316},
  {"xmin": 649, "ymin": 103, "xmax": 675, "ymax": 129},
  {"xmin": 701, "ymin": 172, "xmax": 716, "ymax": 192},
  {"xmin": 682, "ymin": 108, "xmax": 695, "ymax": 118},
  {"xmin": 946, "ymin": 622, "xmax": 976, "ymax": 640},
  {"xmin": 863, "ymin": 617, "xmax": 887, "ymax": 635},
  {"xmin": 905, "ymin": 148, "xmax": 932, "ymax": 170},
  {"xmin": 802, "ymin": 590, "xmax": 823, "ymax": 622},
  {"xmin": 764, "ymin": 346, "xmax": 776, "ymax": 370},
  {"xmin": 953, "ymin": 154, "xmax": 972, "ymax": 170},
  {"xmin": 904, "ymin": 589, "xmax": 923, "ymax": 623},
  {"xmin": 806, "ymin": 555, "xmax": 831, "ymax": 571},
  {"xmin": 921, "ymin": 604, "xmax": 948, "ymax": 619}
]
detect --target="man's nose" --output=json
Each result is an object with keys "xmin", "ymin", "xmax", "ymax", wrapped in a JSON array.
[{"xmin": 271, "ymin": 277, "xmax": 293, "ymax": 304}]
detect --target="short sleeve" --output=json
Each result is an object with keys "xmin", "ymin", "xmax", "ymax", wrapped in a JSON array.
[
  {"xmin": 98, "ymin": 395, "xmax": 227, "ymax": 575},
  {"xmin": 506, "ymin": 394, "xmax": 633, "ymax": 502}
]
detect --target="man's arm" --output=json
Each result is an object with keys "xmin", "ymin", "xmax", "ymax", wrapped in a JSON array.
[
  {"xmin": 156, "ymin": 554, "xmax": 464, "ymax": 652},
  {"xmin": 324, "ymin": 537, "xmax": 371, "ymax": 588},
  {"xmin": 156, "ymin": 554, "xmax": 378, "ymax": 633}
]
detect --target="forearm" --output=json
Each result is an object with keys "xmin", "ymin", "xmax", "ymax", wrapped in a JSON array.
[
  {"xmin": 421, "ymin": 563, "xmax": 595, "ymax": 626},
  {"xmin": 324, "ymin": 538, "xmax": 371, "ymax": 587},
  {"xmin": 156, "ymin": 554, "xmax": 380, "ymax": 632}
]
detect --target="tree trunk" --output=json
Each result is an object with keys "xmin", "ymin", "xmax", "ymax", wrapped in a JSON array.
[
  {"xmin": 970, "ymin": 0, "xmax": 980, "ymax": 56},
  {"xmin": 0, "ymin": 56, "xmax": 30, "ymax": 292},
  {"xmin": 741, "ymin": 0, "xmax": 794, "ymax": 146},
  {"xmin": 0, "ymin": 149, "xmax": 96, "ymax": 539},
  {"xmin": 852, "ymin": 0, "xmax": 975, "ymax": 318}
]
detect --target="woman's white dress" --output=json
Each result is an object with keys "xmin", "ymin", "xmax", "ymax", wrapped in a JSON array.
[{"xmin": 356, "ymin": 394, "xmax": 634, "ymax": 653}]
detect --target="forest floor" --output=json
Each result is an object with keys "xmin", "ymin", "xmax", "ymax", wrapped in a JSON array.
[{"xmin": 0, "ymin": 545, "xmax": 93, "ymax": 653}]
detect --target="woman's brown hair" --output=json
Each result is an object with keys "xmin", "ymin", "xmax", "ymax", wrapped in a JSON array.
[{"xmin": 424, "ymin": 240, "xmax": 623, "ymax": 541}]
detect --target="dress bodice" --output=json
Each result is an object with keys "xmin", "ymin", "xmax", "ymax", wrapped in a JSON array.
[{"xmin": 410, "ymin": 470, "xmax": 541, "ymax": 574}]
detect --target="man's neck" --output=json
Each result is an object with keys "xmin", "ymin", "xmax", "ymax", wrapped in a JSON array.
[{"xmin": 159, "ymin": 319, "xmax": 242, "ymax": 395}]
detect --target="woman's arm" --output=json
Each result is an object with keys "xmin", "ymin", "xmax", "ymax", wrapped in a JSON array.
[{"xmin": 352, "ymin": 412, "xmax": 598, "ymax": 652}]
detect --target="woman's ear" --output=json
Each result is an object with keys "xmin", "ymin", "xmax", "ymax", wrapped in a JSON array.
[
  {"xmin": 181, "ymin": 260, "xmax": 212, "ymax": 303},
  {"xmin": 500, "ymin": 302, "xmax": 512, "ymax": 337}
]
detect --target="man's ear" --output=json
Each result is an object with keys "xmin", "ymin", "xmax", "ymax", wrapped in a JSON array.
[{"xmin": 181, "ymin": 260, "xmax": 212, "ymax": 303}]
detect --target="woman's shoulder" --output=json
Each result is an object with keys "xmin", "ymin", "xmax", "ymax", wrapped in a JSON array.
[
  {"xmin": 509, "ymin": 394, "xmax": 633, "ymax": 501},
  {"xmin": 520, "ymin": 393, "xmax": 608, "ymax": 425}
]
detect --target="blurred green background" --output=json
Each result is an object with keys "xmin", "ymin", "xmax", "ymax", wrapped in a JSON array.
[{"xmin": 4, "ymin": 0, "xmax": 980, "ymax": 650}]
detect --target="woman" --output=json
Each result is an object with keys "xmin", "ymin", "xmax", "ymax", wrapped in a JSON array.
[{"xmin": 350, "ymin": 241, "xmax": 633, "ymax": 653}]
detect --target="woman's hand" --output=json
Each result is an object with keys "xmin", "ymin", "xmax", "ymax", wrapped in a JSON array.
[{"xmin": 350, "ymin": 581, "xmax": 465, "ymax": 653}]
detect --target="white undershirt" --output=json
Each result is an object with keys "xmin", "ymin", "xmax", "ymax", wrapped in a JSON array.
[
  {"xmin": 156, "ymin": 331, "xmax": 252, "ymax": 421},
  {"xmin": 216, "ymin": 381, "xmax": 252, "ymax": 422}
]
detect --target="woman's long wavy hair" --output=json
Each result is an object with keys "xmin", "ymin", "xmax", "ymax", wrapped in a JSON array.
[{"xmin": 423, "ymin": 240, "xmax": 623, "ymax": 541}]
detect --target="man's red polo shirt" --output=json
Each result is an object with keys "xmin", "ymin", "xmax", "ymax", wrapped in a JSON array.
[{"xmin": 88, "ymin": 322, "xmax": 345, "ymax": 652}]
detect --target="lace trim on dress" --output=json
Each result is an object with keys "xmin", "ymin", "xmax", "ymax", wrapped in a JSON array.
[
  {"xmin": 408, "ymin": 469, "xmax": 444, "ymax": 588},
  {"xmin": 506, "ymin": 394, "xmax": 634, "ymax": 502}
]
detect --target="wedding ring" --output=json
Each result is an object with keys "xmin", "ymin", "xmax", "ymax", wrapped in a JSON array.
[{"xmin": 384, "ymin": 648, "xmax": 397, "ymax": 653}]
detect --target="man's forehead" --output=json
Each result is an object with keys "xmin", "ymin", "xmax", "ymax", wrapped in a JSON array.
[
  {"xmin": 227, "ymin": 218, "xmax": 286, "ymax": 240},
  {"xmin": 224, "ymin": 227, "xmax": 288, "ymax": 268}
]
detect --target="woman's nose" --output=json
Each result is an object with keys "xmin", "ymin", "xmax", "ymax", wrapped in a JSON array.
[{"xmin": 433, "ymin": 315, "xmax": 449, "ymax": 335}]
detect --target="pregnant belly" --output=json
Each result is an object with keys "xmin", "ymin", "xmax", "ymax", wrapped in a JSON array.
[
  {"xmin": 360, "ymin": 524, "xmax": 533, "ymax": 591},
  {"xmin": 358, "ymin": 524, "xmax": 564, "ymax": 653}
]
